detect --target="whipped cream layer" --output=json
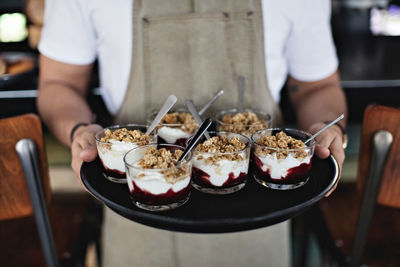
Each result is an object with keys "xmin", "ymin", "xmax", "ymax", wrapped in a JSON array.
[
  {"xmin": 257, "ymin": 153, "xmax": 312, "ymax": 179},
  {"xmin": 127, "ymin": 170, "xmax": 191, "ymax": 195},
  {"xmin": 157, "ymin": 126, "xmax": 190, "ymax": 144},
  {"xmin": 193, "ymin": 153, "xmax": 249, "ymax": 187},
  {"xmin": 97, "ymin": 139, "xmax": 140, "ymax": 173}
]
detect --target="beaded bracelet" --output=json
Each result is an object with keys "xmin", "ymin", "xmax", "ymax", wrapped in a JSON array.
[{"xmin": 70, "ymin": 122, "xmax": 89, "ymax": 143}]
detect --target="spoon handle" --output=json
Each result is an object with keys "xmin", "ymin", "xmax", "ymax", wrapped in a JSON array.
[
  {"xmin": 178, "ymin": 118, "xmax": 212, "ymax": 162},
  {"xmin": 198, "ymin": 89, "xmax": 224, "ymax": 116},
  {"xmin": 238, "ymin": 76, "xmax": 245, "ymax": 113},
  {"xmin": 145, "ymin": 95, "xmax": 177, "ymax": 135},
  {"xmin": 186, "ymin": 100, "xmax": 211, "ymax": 139},
  {"xmin": 305, "ymin": 114, "xmax": 345, "ymax": 144}
]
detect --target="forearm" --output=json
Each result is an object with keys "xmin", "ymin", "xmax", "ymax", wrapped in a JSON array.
[
  {"xmin": 287, "ymin": 71, "xmax": 347, "ymax": 196},
  {"xmin": 37, "ymin": 82, "xmax": 93, "ymax": 147},
  {"xmin": 287, "ymin": 71, "xmax": 347, "ymax": 131},
  {"xmin": 37, "ymin": 55, "xmax": 95, "ymax": 147}
]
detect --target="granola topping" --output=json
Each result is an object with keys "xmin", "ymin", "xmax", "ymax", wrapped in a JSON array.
[
  {"xmin": 160, "ymin": 112, "xmax": 198, "ymax": 134},
  {"xmin": 101, "ymin": 128, "xmax": 151, "ymax": 145},
  {"xmin": 255, "ymin": 131, "xmax": 307, "ymax": 159},
  {"xmin": 195, "ymin": 136, "xmax": 247, "ymax": 164},
  {"xmin": 219, "ymin": 111, "xmax": 269, "ymax": 135},
  {"xmin": 138, "ymin": 147, "xmax": 188, "ymax": 183}
]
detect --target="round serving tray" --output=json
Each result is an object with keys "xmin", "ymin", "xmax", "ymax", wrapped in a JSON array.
[{"xmin": 81, "ymin": 155, "xmax": 339, "ymax": 233}]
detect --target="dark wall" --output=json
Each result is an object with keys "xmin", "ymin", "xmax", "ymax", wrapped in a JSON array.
[
  {"xmin": 281, "ymin": 4, "xmax": 400, "ymax": 125},
  {"xmin": 0, "ymin": 0, "xmax": 24, "ymax": 13}
]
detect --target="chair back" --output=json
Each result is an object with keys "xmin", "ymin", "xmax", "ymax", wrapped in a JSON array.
[
  {"xmin": 350, "ymin": 104, "xmax": 400, "ymax": 267},
  {"xmin": 0, "ymin": 113, "xmax": 50, "ymax": 220},
  {"xmin": 356, "ymin": 105, "xmax": 400, "ymax": 208}
]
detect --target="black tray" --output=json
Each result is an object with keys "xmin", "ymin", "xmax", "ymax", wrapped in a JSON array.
[{"xmin": 81, "ymin": 155, "xmax": 339, "ymax": 233}]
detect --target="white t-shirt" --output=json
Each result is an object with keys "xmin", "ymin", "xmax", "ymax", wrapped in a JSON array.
[{"xmin": 39, "ymin": 0, "xmax": 338, "ymax": 116}]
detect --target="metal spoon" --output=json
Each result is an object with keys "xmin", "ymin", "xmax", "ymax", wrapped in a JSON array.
[
  {"xmin": 178, "ymin": 118, "xmax": 212, "ymax": 162},
  {"xmin": 198, "ymin": 89, "xmax": 224, "ymax": 116},
  {"xmin": 186, "ymin": 100, "xmax": 211, "ymax": 139},
  {"xmin": 238, "ymin": 76, "xmax": 245, "ymax": 113},
  {"xmin": 145, "ymin": 94, "xmax": 177, "ymax": 135},
  {"xmin": 304, "ymin": 114, "xmax": 345, "ymax": 145}
]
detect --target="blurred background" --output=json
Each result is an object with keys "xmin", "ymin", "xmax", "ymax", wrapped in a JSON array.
[{"xmin": 0, "ymin": 0, "xmax": 399, "ymax": 266}]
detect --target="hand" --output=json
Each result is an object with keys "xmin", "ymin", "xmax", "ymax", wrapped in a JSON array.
[
  {"xmin": 308, "ymin": 122, "xmax": 345, "ymax": 197},
  {"xmin": 70, "ymin": 123, "xmax": 103, "ymax": 184}
]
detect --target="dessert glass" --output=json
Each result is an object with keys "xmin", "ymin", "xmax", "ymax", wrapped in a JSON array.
[
  {"xmin": 188, "ymin": 131, "xmax": 251, "ymax": 194},
  {"xmin": 215, "ymin": 108, "xmax": 272, "ymax": 138},
  {"xmin": 95, "ymin": 124, "xmax": 157, "ymax": 184},
  {"xmin": 147, "ymin": 108, "xmax": 198, "ymax": 147},
  {"xmin": 124, "ymin": 144, "xmax": 193, "ymax": 211},
  {"xmin": 251, "ymin": 128, "xmax": 316, "ymax": 190}
]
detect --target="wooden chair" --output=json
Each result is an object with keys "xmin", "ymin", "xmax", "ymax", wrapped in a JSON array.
[
  {"xmin": 298, "ymin": 105, "xmax": 400, "ymax": 267},
  {"xmin": 0, "ymin": 113, "xmax": 102, "ymax": 267}
]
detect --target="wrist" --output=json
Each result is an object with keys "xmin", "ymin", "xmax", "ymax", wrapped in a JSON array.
[{"xmin": 70, "ymin": 122, "xmax": 90, "ymax": 143}]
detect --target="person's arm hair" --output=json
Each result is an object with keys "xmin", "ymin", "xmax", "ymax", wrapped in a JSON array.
[
  {"xmin": 287, "ymin": 70, "xmax": 347, "ymax": 132},
  {"xmin": 287, "ymin": 70, "xmax": 347, "ymax": 196},
  {"xmin": 37, "ymin": 54, "xmax": 94, "ymax": 147}
]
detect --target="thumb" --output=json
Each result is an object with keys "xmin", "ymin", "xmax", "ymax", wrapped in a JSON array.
[
  {"xmin": 80, "ymin": 144, "xmax": 98, "ymax": 162},
  {"xmin": 314, "ymin": 144, "xmax": 330, "ymax": 159}
]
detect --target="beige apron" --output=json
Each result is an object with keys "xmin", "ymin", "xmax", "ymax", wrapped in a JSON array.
[
  {"xmin": 104, "ymin": 1, "xmax": 289, "ymax": 266},
  {"xmin": 116, "ymin": 0, "xmax": 282, "ymax": 124}
]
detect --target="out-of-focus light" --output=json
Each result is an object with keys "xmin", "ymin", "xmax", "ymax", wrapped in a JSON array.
[
  {"xmin": 371, "ymin": 5, "xmax": 400, "ymax": 36},
  {"xmin": 0, "ymin": 13, "xmax": 28, "ymax": 42}
]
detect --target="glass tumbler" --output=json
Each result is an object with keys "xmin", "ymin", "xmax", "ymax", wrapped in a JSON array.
[
  {"xmin": 189, "ymin": 131, "xmax": 251, "ymax": 194},
  {"xmin": 95, "ymin": 124, "xmax": 156, "ymax": 183},
  {"xmin": 147, "ymin": 108, "xmax": 198, "ymax": 147},
  {"xmin": 215, "ymin": 108, "xmax": 272, "ymax": 138},
  {"xmin": 124, "ymin": 144, "xmax": 193, "ymax": 211},
  {"xmin": 251, "ymin": 128, "xmax": 316, "ymax": 190}
]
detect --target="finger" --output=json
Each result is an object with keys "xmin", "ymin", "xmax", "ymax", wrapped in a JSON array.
[
  {"xmin": 312, "ymin": 128, "xmax": 340, "ymax": 158},
  {"xmin": 325, "ymin": 169, "xmax": 341, "ymax": 197},
  {"xmin": 71, "ymin": 136, "xmax": 95, "ymax": 176},
  {"xmin": 71, "ymin": 143, "xmax": 92, "ymax": 192},
  {"xmin": 329, "ymin": 136, "xmax": 345, "ymax": 169},
  {"xmin": 325, "ymin": 183, "xmax": 337, "ymax": 197},
  {"xmin": 75, "ymin": 130, "xmax": 96, "ymax": 148},
  {"xmin": 309, "ymin": 123, "xmax": 341, "ymax": 149},
  {"xmin": 70, "ymin": 159, "xmax": 95, "ymax": 195},
  {"xmin": 314, "ymin": 131, "xmax": 336, "ymax": 150},
  {"xmin": 324, "ymin": 138, "xmax": 345, "ymax": 197},
  {"xmin": 71, "ymin": 141, "xmax": 83, "ymax": 172},
  {"xmin": 80, "ymin": 145, "xmax": 98, "ymax": 162},
  {"xmin": 75, "ymin": 132, "xmax": 98, "ymax": 162},
  {"xmin": 314, "ymin": 144, "xmax": 330, "ymax": 159}
]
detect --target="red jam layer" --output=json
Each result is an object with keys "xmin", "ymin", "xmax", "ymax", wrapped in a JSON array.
[
  {"xmin": 157, "ymin": 136, "xmax": 188, "ymax": 147},
  {"xmin": 130, "ymin": 180, "xmax": 190, "ymax": 205},
  {"xmin": 99, "ymin": 158, "xmax": 126, "ymax": 178},
  {"xmin": 253, "ymin": 155, "xmax": 312, "ymax": 184},
  {"xmin": 192, "ymin": 167, "xmax": 247, "ymax": 188}
]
